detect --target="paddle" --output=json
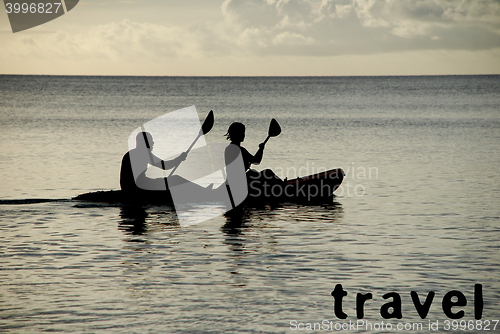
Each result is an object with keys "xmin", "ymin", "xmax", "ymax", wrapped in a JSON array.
[
  {"xmin": 167, "ymin": 110, "xmax": 214, "ymax": 177},
  {"xmin": 262, "ymin": 118, "xmax": 281, "ymax": 145}
]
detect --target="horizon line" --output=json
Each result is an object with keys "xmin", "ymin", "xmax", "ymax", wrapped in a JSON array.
[{"xmin": 1, "ymin": 73, "xmax": 499, "ymax": 78}]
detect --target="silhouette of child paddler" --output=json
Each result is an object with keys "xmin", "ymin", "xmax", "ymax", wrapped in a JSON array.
[{"xmin": 224, "ymin": 122, "xmax": 283, "ymax": 198}]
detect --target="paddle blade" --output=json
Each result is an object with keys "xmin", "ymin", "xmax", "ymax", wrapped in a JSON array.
[
  {"xmin": 268, "ymin": 118, "xmax": 281, "ymax": 137},
  {"xmin": 201, "ymin": 110, "xmax": 214, "ymax": 135}
]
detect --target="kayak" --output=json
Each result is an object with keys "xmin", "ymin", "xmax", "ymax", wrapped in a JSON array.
[
  {"xmin": 73, "ymin": 188, "xmax": 173, "ymax": 205},
  {"xmin": 246, "ymin": 168, "xmax": 344, "ymax": 204},
  {"xmin": 72, "ymin": 168, "xmax": 344, "ymax": 205}
]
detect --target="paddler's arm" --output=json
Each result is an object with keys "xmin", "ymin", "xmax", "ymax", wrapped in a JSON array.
[
  {"xmin": 150, "ymin": 152, "xmax": 187, "ymax": 170},
  {"xmin": 252, "ymin": 143, "xmax": 265, "ymax": 165}
]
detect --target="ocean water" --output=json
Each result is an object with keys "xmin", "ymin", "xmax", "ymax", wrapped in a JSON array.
[{"xmin": 0, "ymin": 75, "xmax": 499, "ymax": 333}]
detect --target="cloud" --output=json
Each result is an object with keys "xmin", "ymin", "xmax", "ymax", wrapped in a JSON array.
[
  {"xmin": 220, "ymin": 0, "xmax": 500, "ymax": 55},
  {"xmin": 0, "ymin": 20, "xmax": 204, "ymax": 61},
  {"xmin": 0, "ymin": 0, "xmax": 499, "ymax": 68}
]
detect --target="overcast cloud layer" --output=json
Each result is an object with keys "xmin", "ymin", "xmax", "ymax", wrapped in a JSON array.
[
  {"xmin": 1, "ymin": 0, "xmax": 499, "ymax": 75},
  {"xmin": 222, "ymin": 0, "xmax": 500, "ymax": 55}
]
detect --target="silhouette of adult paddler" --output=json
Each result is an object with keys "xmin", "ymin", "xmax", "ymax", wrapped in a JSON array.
[
  {"xmin": 224, "ymin": 122, "xmax": 283, "ymax": 198},
  {"xmin": 120, "ymin": 132, "xmax": 187, "ymax": 192}
]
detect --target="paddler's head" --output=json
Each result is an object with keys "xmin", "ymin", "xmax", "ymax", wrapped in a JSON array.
[
  {"xmin": 136, "ymin": 131, "xmax": 154, "ymax": 150},
  {"xmin": 225, "ymin": 122, "xmax": 245, "ymax": 144}
]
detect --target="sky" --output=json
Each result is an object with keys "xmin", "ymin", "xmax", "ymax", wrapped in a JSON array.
[{"xmin": 0, "ymin": 0, "xmax": 499, "ymax": 76}]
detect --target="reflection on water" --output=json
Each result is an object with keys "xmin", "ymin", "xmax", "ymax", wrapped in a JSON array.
[
  {"xmin": 221, "ymin": 201, "xmax": 343, "ymax": 254},
  {"xmin": 118, "ymin": 206, "xmax": 149, "ymax": 235},
  {"xmin": 222, "ymin": 201, "xmax": 343, "ymax": 231},
  {"xmin": 118, "ymin": 204, "xmax": 179, "ymax": 237},
  {"xmin": 117, "ymin": 201, "xmax": 344, "ymax": 240}
]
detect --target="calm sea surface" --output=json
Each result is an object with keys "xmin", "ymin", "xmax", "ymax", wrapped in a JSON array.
[{"xmin": 0, "ymin": 75, "xmax": 499, "ymax": 333}]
